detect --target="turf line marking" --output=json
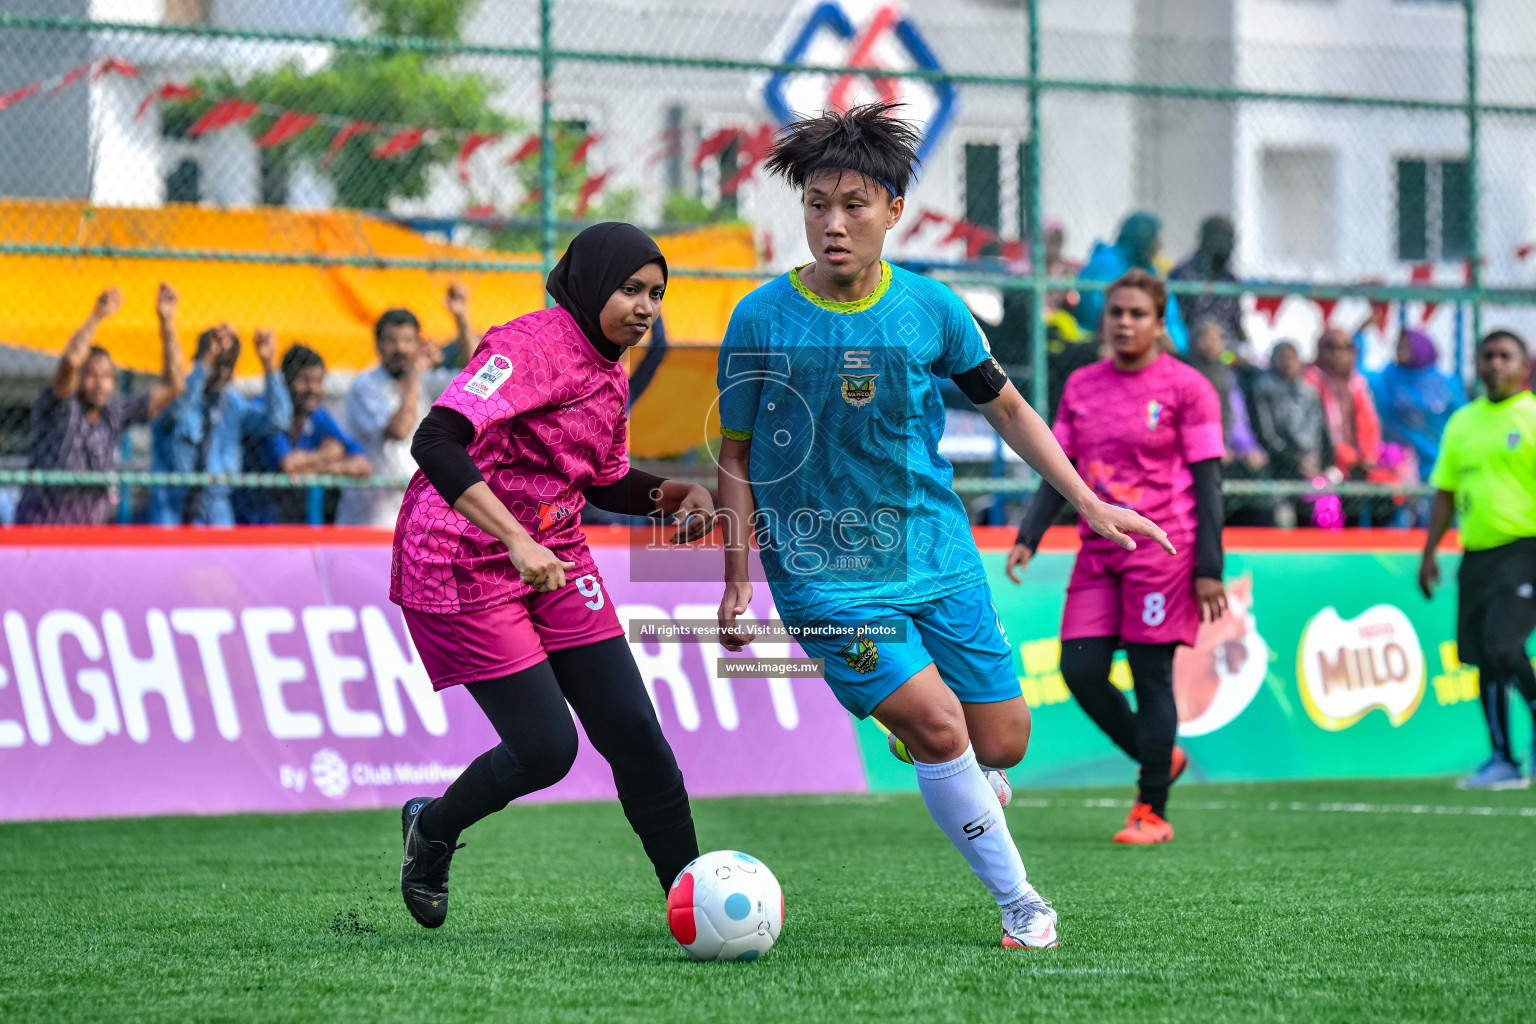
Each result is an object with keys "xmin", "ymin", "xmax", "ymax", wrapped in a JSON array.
[
  {"xmin": 1012, "ymin": 797, "xmax": 1536, "ymax": 818},
  {"xmin": 1023, "ymin": 967, "xmax": 1156, "ymax": 976}
]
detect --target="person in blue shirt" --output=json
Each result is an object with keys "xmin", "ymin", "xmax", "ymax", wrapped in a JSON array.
[
  {"xmin": 713, "ymin": 102, "xmax": 1171, "ymax": 951},
  {"xmin": 236, "ymin": 344, "xmax": 371, "ymax": 524},
  {"xmin": 149, "ymin": 325, "xmax": 291, "ymax": 526},
  {"xmin": 1074, "ymin": 210, "xmax": 1189, "ymax": 352},
  {"xmin": 1372, "ymin": 328, "xmax": 1463, "ymax": 481}
]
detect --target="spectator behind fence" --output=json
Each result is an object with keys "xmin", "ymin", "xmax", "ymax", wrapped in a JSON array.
[
  {"xmin": 149, "ymin": 325, "xmax": 291, "ymax": 525},
  {"xmin": 1185, "ymin": 321, "xmax": 1266, "ymax": 472},
  {"xmin": 16, "ymin": 285, "xmax": 185, "ymax": 525},
  {"xmin": 236, "ymin": 344, "xmax": 371, "ymax": 524},
  {"xmin": 1373, "ymin": 329, "xmax": 1464, "ymax": 481},
  {"xmin": 1042, "ymin": 218, "xmax": 1083, "ymax": 318},
  {"xmin": 335, "ymin": 285, "xmax": 475, "ymax": 527},
  {"xmin": 1253, "ymin": 340, "xmax": 1328, "ymax": 480},
  {"xmin": 1073, "ymin": 210, "xmax": 1188, "ymax": 352},
  {"xmin": 1305, "ymin": 328, "xmax": 1383, "ymax": 479},
  {"xmin": 1170, "ymin": 215, "xmax": 1245, "ymax": 348}
]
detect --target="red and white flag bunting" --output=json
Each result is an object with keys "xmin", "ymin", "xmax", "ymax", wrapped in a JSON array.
[
  {"xmin": 0, "ymin": 56, "xmax": 137, "ymax": 114},
  {"xmin": 254, "ymin": 111, "xmax": 318, "ymax": 148},
  {"xmin": 0, "ymin": 55, "xmax": 620, "ymax": 219}
]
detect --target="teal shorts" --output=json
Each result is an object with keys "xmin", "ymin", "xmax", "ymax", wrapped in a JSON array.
[{"xmin": 784, "ymin": 583, "xmax": 1019, "ymax": 719}]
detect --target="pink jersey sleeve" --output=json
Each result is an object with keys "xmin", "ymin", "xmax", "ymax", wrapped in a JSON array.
[
  {"xmin": 1051, "ymin": 373, "xmax": 1079, "ymax": 458},
  {"xmin": 433, "ymin": 326, "xmax": 527, "ymax": 434},
  {"xmin": 592, "ymin": 409, "xmax": 629, "ymax": 486},
  {"xmin": 1178, "ymin": 370, "xmax": 1226, "ymax": 464}
]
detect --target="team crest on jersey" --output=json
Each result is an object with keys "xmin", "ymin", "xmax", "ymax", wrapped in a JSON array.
[
  {"xmin": 1145, "ymin": 399, "xmax": 1163, "ymax": 429},
  {"xmin": 1509, "ymin": 431, "xmax": 1522, "ymax": 450},
  {"xmin": 464, "ymin": 354, "xmax": 514, "ymax": 399},
  {"xmin": 838, "ymin": 631, "xmax": 880, "ymax": 675},
  {"xmin": 536, "ymin": 498, "xmax": 575, "ymax": 531},
  {"xmin": 839, "ymin": 374, "xmax": 879, "ymax": 408}
]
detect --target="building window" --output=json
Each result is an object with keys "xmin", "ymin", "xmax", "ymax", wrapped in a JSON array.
[
  {"xmin": 717, "ymin": 137, "xmax": 739, "ymax": 220},
  {"xmin": 964, "ymin": 142, "xmax": 1000, "ymax": 234},
  {"xmin": 260, "ymin": 150, "xmax": 289, "ymax": 206},
  {"xmin": 1016, "ymin": 140, "xmax": 1034, "ymax": 242},
  {"xmin": 166, "ymin": 159, "xmax": 200, "ymax": 203},
  {"xmin": 664, "ymin": 105, "xmax": 685, "ymax": 195},
  {"xmin": 1396, "ymin": 157, "xmax": 1469, "ymax": 263},
  {"xmin": 963, "ymin": 142, "xmax": 1002, "ymax": 258},
  {"xmin": 1259, "ymin": 147, "xmax": 1335, "ymax": 268}
]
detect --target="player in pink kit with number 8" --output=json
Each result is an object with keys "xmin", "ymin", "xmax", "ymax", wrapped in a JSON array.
[
  {"xmin": 389, "ymin": 223, "xmax": 715, "ymax": 928},
  {"xmin": 1010, "ymin": 270, "xmax": 1228, "ymax": 844}
]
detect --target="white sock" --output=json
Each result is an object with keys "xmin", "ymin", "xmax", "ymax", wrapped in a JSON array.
[{"xmin": 912, "ymin": 744, "xmax": 1031, "ymax": 905}]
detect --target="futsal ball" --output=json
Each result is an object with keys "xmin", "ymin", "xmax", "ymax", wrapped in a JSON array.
[{"xmin": 667, "ymin": 850, "xmax": 783, "ymax": 962}]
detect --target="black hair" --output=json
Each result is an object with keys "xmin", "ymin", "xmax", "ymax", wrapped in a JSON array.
[
  {"xmin": 194, "ymin": 326, "xmax": 241, "ymax": 367},
  {"xmin": 1479, "ymin": 328, "xmax": 1530, "ymax": 359},
  {"xmin": 374, "ymin": 308, "xmax": 421, "ymax": 344},
  {"xmin": 763, "ymin": 100, "xmax": 923, "ymax": 200},
  {"xmin": 1271, "ymin": 340, "xmax": 1299, "ymax": 360},
  {"xmin": 84, "ymin": 345, "xmax": 113, "ymax": 365},
  {"xmin": 281, "ymin": 344, "xmax": 325, "ymax": 389}
]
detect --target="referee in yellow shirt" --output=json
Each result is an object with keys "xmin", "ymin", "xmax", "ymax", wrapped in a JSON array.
[{"xmin": 1420, "ymin": 329, "xmax": 1536, "ymax": 790}]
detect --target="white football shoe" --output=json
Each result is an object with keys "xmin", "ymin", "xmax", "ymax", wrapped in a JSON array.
[{"xmin": 1001, "ymin": 890, "xmax": 1059, "ymax": 949}]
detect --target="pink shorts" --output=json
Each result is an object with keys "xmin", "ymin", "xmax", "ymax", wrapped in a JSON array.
[
  {"xmin": 402, "ymin": 568, "xmax": 624, "ymax": 690},
  {"xmin": 1061, "ymin": 536, "xmax": 1199, "ymax": 647}
]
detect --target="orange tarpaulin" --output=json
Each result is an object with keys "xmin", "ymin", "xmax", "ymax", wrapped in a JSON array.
[{"xmin": 0, "ymin": 200, "xmax": 762, "ymax": 455}]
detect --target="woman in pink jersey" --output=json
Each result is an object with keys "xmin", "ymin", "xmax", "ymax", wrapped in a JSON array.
[
  {"xmin": 1008, "ymin": 269, "xmax": 1227, "ymax": 844},
  {"xmin": 391, "ymin": 223, "xmax": 715, "ymax": 928}
]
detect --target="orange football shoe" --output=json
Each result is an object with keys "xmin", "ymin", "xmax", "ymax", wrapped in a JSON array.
[
  {"xmin": 1113, "ymin": 802, "xmax": 1174, "ymax": 844},
  {"xmin": 1170, "ymin": 746, "xmax": 1189, "ymax": 784}
]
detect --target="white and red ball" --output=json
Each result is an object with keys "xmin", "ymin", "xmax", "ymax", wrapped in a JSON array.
[{"xmin": 667, "ymin": 850, "xmax": 783, "ymax": 962}]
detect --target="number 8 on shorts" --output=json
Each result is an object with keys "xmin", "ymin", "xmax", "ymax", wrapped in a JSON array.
[{"xmin": 1141, "ymin": 591, "xmax": 1166, "ymax": 627}]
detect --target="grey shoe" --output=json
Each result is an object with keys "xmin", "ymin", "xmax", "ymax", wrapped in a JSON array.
[{"xmin": 1457, "ymin": 755, "xmax": 1529, "ymax": 791}]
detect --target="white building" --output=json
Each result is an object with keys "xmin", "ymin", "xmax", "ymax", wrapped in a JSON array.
[{"xmin": 4, "ymin": 0, "xmax": 1535, "ymax": 359}]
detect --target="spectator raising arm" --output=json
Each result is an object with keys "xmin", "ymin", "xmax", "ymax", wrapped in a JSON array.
[
  {"xmin": 381, "ymin": 345, "xmax": 435, "ymax": 441},
  {"xmin": 444, "ymin": 283, "xmax": 476, "ymax": 368},
  {"xmin": 52, "ymin": 288, "xmax": 122, "ymax": 399},
  {"xmin": 147, "ymin": 282, "xmax": 187, "ymax": 418},
  {"xmin": 243, "ymin": 329, "xmax": 293, "ymax": 438}
]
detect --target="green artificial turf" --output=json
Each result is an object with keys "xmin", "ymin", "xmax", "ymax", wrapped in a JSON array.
[{"xmin": 2, "ymin": 779, "xmax": 1533, "ymax": 1023}]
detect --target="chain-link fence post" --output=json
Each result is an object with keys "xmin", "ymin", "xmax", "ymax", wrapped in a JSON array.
[
  {"xmin": 1026, "ymin": 0, "xmax": 1047, "ymax": 418},
  {"xmin": 539, "ymin": 0, "xmax": 556, "ymax": 304},
  {"xmin": 1465, "ymin": 0, "xmax": 1482, "ymax": 346}
]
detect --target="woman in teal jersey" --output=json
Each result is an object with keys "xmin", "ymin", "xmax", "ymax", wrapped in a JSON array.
[{"xmin": 713, "ymin": 103, "xmax": 1173, "ymax": 950}]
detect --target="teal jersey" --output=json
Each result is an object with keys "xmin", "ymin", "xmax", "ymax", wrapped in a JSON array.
[{"xmin": 717, "ymin": 262, "xmax": 994, "ymax": 616}]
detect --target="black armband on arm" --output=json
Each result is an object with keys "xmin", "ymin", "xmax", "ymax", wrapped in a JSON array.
[
  {"xmin": 951, "ymin": 356, "xmax": 1009, "ymax": 405},
  {"xmin": 1191, "ymin": 457, "xmax": 1224, "ymax": 580},
  {"xmin": 410, "ymin": 406, "xmax": 483, "ymax": 506},
  {"xmin": 582, "ymin": 467, "xmax": 666, "ymax": 516},
  {"xmin": 1016, "ymin": 481, "xmax": 1069, "ymax": 552}
]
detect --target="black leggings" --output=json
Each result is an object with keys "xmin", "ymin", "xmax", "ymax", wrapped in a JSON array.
[
  {"xmin": 420, "ymin": 636, "xmax": 698, "ymax": 891},
  {"xmin": 1481, "ymin": 679, "xmax": 1515, "ymax": 764},
  {"xmin": 1059, "ymin": 637, "xmax": 1179, "ymax": 817}
]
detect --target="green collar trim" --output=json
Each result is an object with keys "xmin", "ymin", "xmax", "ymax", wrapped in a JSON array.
[{"xmin": 789, "ymin": 261, "xmax": 892, "ymax": 313}]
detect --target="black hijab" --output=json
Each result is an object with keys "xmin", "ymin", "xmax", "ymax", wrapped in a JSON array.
[{"xmin": 545, "ymin": 222, "xmax": 668, "ymax": 361}]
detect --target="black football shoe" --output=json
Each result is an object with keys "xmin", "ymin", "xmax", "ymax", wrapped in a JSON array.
[{"xmin": 400, "ymin": 797, "xmax": 463, "ymax": 929}]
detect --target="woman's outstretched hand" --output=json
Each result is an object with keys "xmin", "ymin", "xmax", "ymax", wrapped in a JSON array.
[{"xmin": 1080, "ymin": 499, "xmax": 1176, "ymax": 555}]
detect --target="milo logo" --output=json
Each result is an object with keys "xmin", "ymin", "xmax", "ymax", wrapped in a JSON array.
[{"xmin": 1296, "ymin": 604, "xmax": 1425, "ymax": 731}]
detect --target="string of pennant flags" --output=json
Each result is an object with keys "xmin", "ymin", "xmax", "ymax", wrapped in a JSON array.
[{"xmin": 2, "ymin": 55, "xmax": 1533, "ymax": 324}]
